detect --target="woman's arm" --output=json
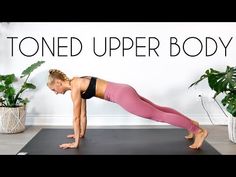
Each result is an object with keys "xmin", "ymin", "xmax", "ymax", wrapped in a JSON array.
[
  {"xmin": 80, "ymin": 99, "xmax": 87, "ymax": 138},
  {"xmin": 72, "ymin": 89, "xmax": 81, "ymax": 147},
  {"xmin": 60, "ymin": 82, "xmax": 81, "ymax": 149},
  {"xmin": 66, "ymin": 99, "xmax": 87, "ymax": 139}
]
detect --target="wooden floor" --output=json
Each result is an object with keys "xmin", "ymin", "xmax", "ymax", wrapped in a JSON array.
[{"xmin": 0, "ymin": 125, "xmax": 236, "ymax": 155}]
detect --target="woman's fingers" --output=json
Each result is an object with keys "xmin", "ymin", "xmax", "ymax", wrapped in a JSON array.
[
  {"xmin": 67, "ymin": 133, "xmax": 85, "ymax": 139},
  {"xmin": 59, "ymin": 142, "xmax": 78, "ymax": 149},
  {"xmin": 59, "ymin": 143, "xmax": 71, "ymax": 149},
  {"xmin": 80, "ymin": 133, "xmax": 85, "ymax": 138},
  {"xmin": 67, "ymin": 134, "xmax": 75, "ymax": 138}
]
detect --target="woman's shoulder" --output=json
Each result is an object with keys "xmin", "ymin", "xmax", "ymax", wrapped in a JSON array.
[
  {"xmin": 71, "ymin": 76, "xmax": 81, "ymax": 82},
  {"xmin": 70, "ymin": 77, "xmax": 82, "ymax": 86},
  {"xmin": 70, "ymin": 76, "xmax": 91, "ymax": 90}
]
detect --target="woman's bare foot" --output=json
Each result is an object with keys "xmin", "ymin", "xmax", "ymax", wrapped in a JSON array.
[
  {"xmin": 185, "ymin": 120, "xmax": 199, "ymax": 139},
  {"xmin": 189, "ymin": 128, "xmax": 208, "ymax": 149}
]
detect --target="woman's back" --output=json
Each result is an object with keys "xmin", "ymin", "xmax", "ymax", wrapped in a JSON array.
[{"xmin": 74, "ymin": 76, "xmax": 108, "ymax": 99}]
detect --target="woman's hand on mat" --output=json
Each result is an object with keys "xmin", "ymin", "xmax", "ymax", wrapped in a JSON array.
[
  {"xmin": 59, "ymin": 142, "xmax": 78, "ymax": 149},
  {"xmin": 67, "ymin": 134, "xmax": 75, "ymax": 138},
  {"xmin": 79, "ymin": 132, "xmax": 85, "ymax": 138}
]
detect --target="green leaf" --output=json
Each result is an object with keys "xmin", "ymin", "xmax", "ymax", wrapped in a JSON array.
[
  {"xmin": 191, "ymin": 66, "xmax": 236, "ymax": 93},
  {"xmin": 232, "ymin": 110, "xmax": 236, "ymax": 117},
  {"xmin": 1, "ymin": 61, "xmax": 45, "ymax": 107},
  {"xmin": 20, "ymin": 61, "xmax": 45, "ymax": 78},
  {"xmin": 222, "ymin": 93, "xmax": 236, "ymax": 117},
  {"xmin": 4, "ymin": 74, "xmax": 16, "ymax": 86},
  {"xmin": 5, "ymin": 87, "xmax": 15, "ymax": 97},
  {"xmin": 4, "ymin": 87, "xmax": 15, "ymax": 106},
  {"xmin": 221, "ymin": 96, "xmax": 228, "ymax": 106},
  {"xmin": 226, "ymin": 103, "xmax": 236, "ymax": 116},
  {"xmin": 23, "ymin": 83, "xmax": 36, "ymax": 89},
  {"xmin": 0, "ymin": 75, "xmax": 13, "ymax": 82},
  {"xmin": 17, "ymin": 83, "xmax": 36, "ymax": 96},
  {"xmin": 0, "ymin": 85, "xmax": 5, "ymax": 92},
  {"xmin": 191, "ymin": 66, "xmax": 236, "ymax": 117},
  {"xmin": 0, "ymin": 75, "xmax": 5, "ymax": 81},
  {"xmin": 188, "ymin": 74, "xmax": 208, "ymax": 88}
]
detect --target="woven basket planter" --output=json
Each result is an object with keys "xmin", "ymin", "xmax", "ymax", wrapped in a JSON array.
[{"xmin": 0, "ymin": 106, "xmax": 26, "ymax": 133}]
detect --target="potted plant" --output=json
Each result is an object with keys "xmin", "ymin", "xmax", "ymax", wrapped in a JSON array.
[
  {"xmin": 0, "ymin": 61, "xmax": 45, "ymax": 133},
  {"xmin": 189, "ymin": 66, "xmax": 236, "ymax": 143}
]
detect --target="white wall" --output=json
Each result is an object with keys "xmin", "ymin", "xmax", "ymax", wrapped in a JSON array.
[{"xmin": 0, "ymin": 22, "xmax": 235, "ymax": 126}]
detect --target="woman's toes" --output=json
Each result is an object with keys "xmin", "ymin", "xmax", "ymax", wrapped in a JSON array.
[{"xmin": 185, "ymin": 132, "xmax": 194, "ymax": 139}]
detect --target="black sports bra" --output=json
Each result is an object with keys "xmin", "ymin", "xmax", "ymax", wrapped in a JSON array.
[{"xmin": 81, "ymin": 77, "xmax": 97, "ymax": 99}]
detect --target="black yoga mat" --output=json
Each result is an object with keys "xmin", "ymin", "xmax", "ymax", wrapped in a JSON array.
[{"xmin": 18, "ymin": 128, "xmax": 220, "ymax": 155}]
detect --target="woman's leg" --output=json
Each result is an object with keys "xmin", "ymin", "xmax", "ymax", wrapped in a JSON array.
[
  {"xmin": 137, "ymin": 95, "xmax": 199, "ymax": 139},
  {"xmin": 138, "ymin": 95, "xmax": 190, "ymax": 118},
  {"xmin": 104, "ymin": 82, "xmax": 208, "ymax": 149}
]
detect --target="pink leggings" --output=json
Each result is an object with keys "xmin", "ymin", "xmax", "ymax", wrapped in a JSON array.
[{"xmin": 104, "ymin": 81, "xmax": 200, "ymax": 133}]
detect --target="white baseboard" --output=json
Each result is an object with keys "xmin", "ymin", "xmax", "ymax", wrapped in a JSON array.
[{"xmin": 25, "ymin": 114, "xmax": 228, "ymax": 126}]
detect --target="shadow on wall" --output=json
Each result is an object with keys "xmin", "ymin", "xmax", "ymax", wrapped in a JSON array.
[
  {"xmin": 17, "ymin": 69, "xmax": 49, "ymax": 124},
  {"xmin": 25, "ymin": 69, "xmax": 49, "ymax": 110},
  {"xmin": 30, "ymin": 69, "xmax": 49, "ymax": 91}
]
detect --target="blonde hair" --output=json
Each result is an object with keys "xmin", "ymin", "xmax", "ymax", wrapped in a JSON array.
[{"xmin": 47, "ymin": 69, "xmax": 70, "ymax": 86}]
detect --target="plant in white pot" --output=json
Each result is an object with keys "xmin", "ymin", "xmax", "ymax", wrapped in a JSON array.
[
  {"xmin": 189, "ymin": 66, "xmax": 236, "ymax": 143},
  {"xmin": 0, "ymin": 61, "xmax": 45, "ymax": 133}
]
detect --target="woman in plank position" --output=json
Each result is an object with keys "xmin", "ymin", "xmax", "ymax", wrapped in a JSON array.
[{"xmin": 47, "ymin": 69, "xmax": 208, "ymax": 150}]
